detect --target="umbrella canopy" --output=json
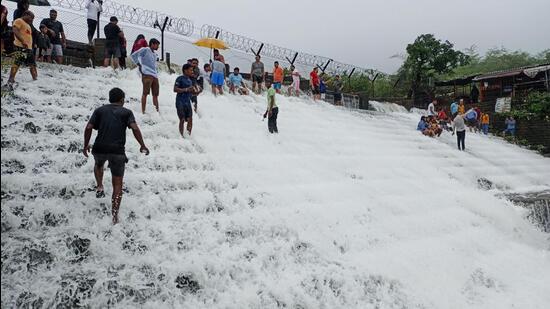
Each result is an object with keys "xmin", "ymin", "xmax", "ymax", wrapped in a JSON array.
[
  {"xmin": 193, "ymin": 38, "xmax": 229, "ymax": 50},
  {"xmin": 6, "ymin": 0, "xmax": 51, "ymax": 6}
]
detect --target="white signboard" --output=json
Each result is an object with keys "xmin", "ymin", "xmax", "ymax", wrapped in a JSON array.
[{"xmin": 495, "ymin": 97, "xmax": 512, "ymax": 113}]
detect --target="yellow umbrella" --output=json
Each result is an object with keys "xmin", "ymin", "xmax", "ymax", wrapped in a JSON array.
[{"xmin": 193, "ymin": 38, "xmax": 229, "ymax": 50}]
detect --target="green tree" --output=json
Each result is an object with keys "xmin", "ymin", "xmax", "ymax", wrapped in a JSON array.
[{"xmin": 402, "ymin": 34, "xmax": 470, "ymax": 102}]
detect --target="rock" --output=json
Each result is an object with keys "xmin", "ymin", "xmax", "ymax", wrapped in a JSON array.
[
  {"xmin": 477, "ymin": 178, "xmax": 493, "ymax": 190},
  {"xmin": 24, "ymin": 122, "xmax": 41, "ymax": 134},
  {"xmin": 175, "ymin": 274, "xmax": 201, "ymax": 294},
  {"xmin": 26, "ymin": 247, "xmax": 53, "ymax": 272}
]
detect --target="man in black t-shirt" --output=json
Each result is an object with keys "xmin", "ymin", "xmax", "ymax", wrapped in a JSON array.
[
  {"xmin": 83, "ymin": 88, "xmax": 149, "ymax": 224},
  {"xmin": 41, "ymin": 9, "xmax": 66, "ymax": 64},
  {"xmin": 103, "ymin": 16, "xmax": 125, "ymax": 69}
]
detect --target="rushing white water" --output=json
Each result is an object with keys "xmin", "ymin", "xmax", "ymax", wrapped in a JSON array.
[
  {"xmin": 368, "ymin": 101, "xmax": 409, "ymax": 113},
  {"xmin": 2, "ymin": 65, "xmax": 550, "ymax": 308}
]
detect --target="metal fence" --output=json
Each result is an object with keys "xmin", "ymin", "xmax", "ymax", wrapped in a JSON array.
[{"xmin": 3, "ymin": 0, "xmax": 364, "ymax": 109}]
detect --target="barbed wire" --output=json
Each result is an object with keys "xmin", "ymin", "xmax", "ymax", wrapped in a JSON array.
[
  {"xmin": 200, "ymin": 24, "xmax": 368, "ymax": 75},
  {"xmin": 47, "ymin": 0, "xmax": 369, "ymax": 75},
  {"xmin": 49, "ymin": 0, "xmax": 194, "ymax": 36}
]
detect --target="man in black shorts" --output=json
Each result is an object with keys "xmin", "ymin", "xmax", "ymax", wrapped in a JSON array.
[
  {"xmin": 83, "ymin": 88, "xmax": 149, "ymax": 224},
  {"xmin": 103, "ymin": 16, "xmax": 124, "ymax": 69}
]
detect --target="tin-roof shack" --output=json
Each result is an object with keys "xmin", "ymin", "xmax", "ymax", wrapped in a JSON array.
[{"xmin": 435, "ymin": 63, "xmax": 550, "ymax": 105}]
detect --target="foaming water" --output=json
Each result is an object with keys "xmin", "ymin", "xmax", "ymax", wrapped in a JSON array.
[{"xmin": 2, "ymin": 65, "xmax": 550, "ymax": 308}]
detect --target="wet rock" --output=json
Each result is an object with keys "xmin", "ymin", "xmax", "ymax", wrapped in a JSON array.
[
  {"xmin": 122, "ymin": 237, "xmax": 148, "ymax": 254},
  {"xmin": 26, "ymin": 247, "xmax": 53, "ymax": 272},
  {"xmin": 43, "ymin": 212, "xmax": 68, "ymax": 227},
  {"xmin": 15, "ymin": 291, "xmax": 44, "ymax": 309},
  {"xmin": 175, "ymin": 274, "xmax": 201, "ymax": 294},
  {"xmin": 24, "ymin": 122, "xmax": 41, "ymax": 134},
  {"xmin": 2, "ymin": 159, "xmax": 26, "ymax": 174},
  {"xmin": 477, "ymin": 178, "xmax": 493, "ymax": 190},
  {"xmin": 46, "ymin": 124, "xmax": 64, "ymax": 135},
  {"xmin": 1, "ymin": 190, "xmax": 15, "ymax": 201},
  {"xmin": 67, "ymin": 142, "xmax": 80, "ymax": 153},
  {"xmin": 67, "ymin": 236, "xmax": 91, "ymax": 262},
  {"xmin": 54, "ymin": 274, "xmax": 97, "ymax": 308},
  {"xmin": 1, "ymin": 139, "xmax": 18, "ymax": 149},
  {"xmin": 58, "ymin": 188, "xmax": 76, "ymax": 200}
]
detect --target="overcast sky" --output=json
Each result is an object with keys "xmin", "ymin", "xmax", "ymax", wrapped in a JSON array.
[{"xmin": 118, "ymin": 0, "xmax": 549, "ymax": 73}]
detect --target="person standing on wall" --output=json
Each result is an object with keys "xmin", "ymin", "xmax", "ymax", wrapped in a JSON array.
[
  {"xmin": 272, "ymin": 61, "xmax": 284, "ymax": 94},
  {"xmin": 85, "ymin": 0, "xmax": 102, "ymax": 45},
  {"xmin": 333, "ymin": 74, "xmax": 344, "ymax": 106},
  {"xmin": 131, "ymin": 38, "xmax": 161, "ymax": 114},
  {"xmin": 309, "ymin": 67, "xmax": 320, "ymax": 101},
  {"xmin": 103, "ymin": 16, "xmax": 124, "ymax": 69},
  {"xmin": 41, "ymin": 9, "xmax": 66, "ymax": 64},
  {"xmin": 250, "ymin": 55, "xmax": 265, "ymax": 94},
  {"xmin": 288, "ymin": 65, "xmax": 301, "ymax": 97}
]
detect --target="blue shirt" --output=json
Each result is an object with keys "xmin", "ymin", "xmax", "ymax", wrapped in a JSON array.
[
  {"xmin": 131, "ymin": 47, "xmax": 158, "ymax": 78},
  {"xmin": 450, "ymin": 102, "xmax": 458, "ymax": 114},
  {"xmin": 174, "ymin": 75, "xmax": 192, "ymax": 109},
  {"xmin": 465, "ymin": 110, "xmax": 477, "ymax": 120},
  {"xmin": 417, "ymin": 120, "xmax": 427, "ymax": 131},
  {"xmin": 229, "ymin": 73, "xmax": 243, "ymax": 87},
  {"xmin": 319, "ymin": 80, "xmax": 326, "ymax": 93}
]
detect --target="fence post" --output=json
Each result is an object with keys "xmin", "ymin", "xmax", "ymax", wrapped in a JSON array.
[
  {"xmin": 166, "ymin": 52, "xmax": 175, "ymax": 74},
  {"xmin": 154, "ymin": 17, "xmax": 170, "ymax": 62}
]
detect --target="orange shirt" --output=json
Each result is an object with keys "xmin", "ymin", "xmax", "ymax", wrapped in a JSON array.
[
  {"xmin": 273, "ymin": 67, "xmax": 283, "ymax": 83},
  {"xmin": 458, "ymin": 104, "xmax": 465, "ymax": 114},
  {"xmin": 481, "ymin": 114, "xmax": 489, "ymax": 124},
  {"xmin": 13, "ymin": 18, "xmax": 32, "ymax": 48}
]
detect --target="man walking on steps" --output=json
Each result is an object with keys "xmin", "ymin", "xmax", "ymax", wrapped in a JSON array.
[
  {"xmin": 174, "ymin": 64, "xmax": 197, "ymax": 137},
  {"xmin": 83, "ymin": 88, "xmax": 149, "ymax": 224},
  {"xmin": 131, "ymin": 38, "xmax": 160, "ymax": 113},
  {"xmin": 263, "ymin": 80, "xmax": 278, "ymax": 134}
]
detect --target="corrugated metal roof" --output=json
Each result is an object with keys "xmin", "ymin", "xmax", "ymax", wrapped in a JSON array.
[{"xmin": 473, "ymin": 63, "xmax": 550, "ymax": 81}]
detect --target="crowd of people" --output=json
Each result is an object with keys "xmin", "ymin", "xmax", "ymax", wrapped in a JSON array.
[
  {"xmin": 3, "ymin": 1, "xmax": 525, "ymax": 224},
  {"xmin": 418, "ymin": 98, "xmax": 519, "ymax": 151}
]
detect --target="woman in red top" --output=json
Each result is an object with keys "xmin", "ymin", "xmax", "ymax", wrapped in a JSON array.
[{"xmin": 131, "ymin": 34, "xmax": 148, "ymax": 54}]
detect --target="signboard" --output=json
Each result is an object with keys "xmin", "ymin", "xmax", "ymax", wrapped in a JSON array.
[{"xmin": 495, "ymin": 97, "xmax": 512, "ymax": 113}]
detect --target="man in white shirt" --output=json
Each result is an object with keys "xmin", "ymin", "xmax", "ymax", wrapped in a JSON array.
[
  {"xmin": 427, "ymin": 99, "xmax": 437, "ymax": 116},
  {"xmin": 452, "ymin": 113, "xmax": 466, "ymax": 151},
  {"xmin": 86, "ymin": 0, "xmax": 103, "ymax": 44}
]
